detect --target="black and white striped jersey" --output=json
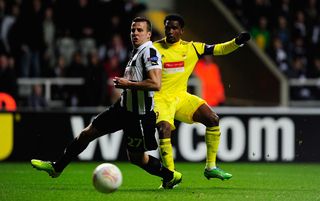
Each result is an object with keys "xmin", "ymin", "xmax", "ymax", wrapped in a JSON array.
[{"xmin": 120, "ymin": 41, "xmax": 162, "ymax": 115}]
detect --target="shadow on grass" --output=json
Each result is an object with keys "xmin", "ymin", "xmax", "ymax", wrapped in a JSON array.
[
  {"xmin": 181, "ymin": 186, "xmax": 318, "ymax": 194},
  {"xmin": 36, "ymin": 184, "xmax": 318, "ymax": 194}
]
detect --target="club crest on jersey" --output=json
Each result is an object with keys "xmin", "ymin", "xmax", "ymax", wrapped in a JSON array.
[{"xmin": 163, "ymin": 61, "xmax": 185, "ymax": 73}]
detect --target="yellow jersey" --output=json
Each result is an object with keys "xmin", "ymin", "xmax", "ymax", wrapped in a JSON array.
[{"xmin": 153, "ymin": 38, "xmax": 239, "ymax": 96}]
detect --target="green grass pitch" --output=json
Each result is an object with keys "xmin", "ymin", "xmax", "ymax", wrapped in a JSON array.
[{"xmin": 1, "ymin": 162, "xmax": 320, "ymax": 201}]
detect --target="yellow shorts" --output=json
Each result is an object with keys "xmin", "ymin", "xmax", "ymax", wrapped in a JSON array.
[{"xmin": 154, "ymin": 92, "xmax": 206, "ymax": 130}]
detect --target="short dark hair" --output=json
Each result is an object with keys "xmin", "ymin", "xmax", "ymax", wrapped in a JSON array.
[
  {"xmin": 132, "ymin": 16, "xmax": 152, "ymax": 32},
  {"xmin": 164, "ymin": 14, "xmax": 185, "ymax": 28}
]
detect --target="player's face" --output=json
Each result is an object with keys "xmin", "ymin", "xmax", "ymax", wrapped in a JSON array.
[
  {"xmin": 130, "ymin": 21, "xmax": 151, "ymax": 48},
  {"xmin": 164, "ymin": 20, "xmax": 183, "ymax": 44}
]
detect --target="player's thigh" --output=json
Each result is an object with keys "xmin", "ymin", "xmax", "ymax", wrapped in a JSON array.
[
  {"xmin": 92, "ymin": 101, "xmax": 125, "ymax": 134},
  {"xmin": 124, "ymin": 112, "xmax": 158, "ymax": 152},
  {"xmin": 154, "ymin": 96, "xmax": 177, "ymax": 130},
  {"xmin": 175, "ymin": 93, "xmax": 206, "ymax": 124}
]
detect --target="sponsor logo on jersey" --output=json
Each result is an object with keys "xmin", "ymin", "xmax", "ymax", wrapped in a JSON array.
[
  {"xmin": 148, "ymin": 56, "xmax": 159, "ymax": 65},
  {"xmin": 148, "ymin": 56, "xmax": 158, "ymax": 62},
  {"xmin": 163, "ymin": 61, "xmax": 184, "ymax": 73}
]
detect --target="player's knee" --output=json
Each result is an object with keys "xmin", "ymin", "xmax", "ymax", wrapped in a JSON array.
[
  {"xmin": 157, "ymin": 121, "xmax": 171, "ymax": 138},
  {"xmin": 212, "ymin": 113, "xmax": 219, "ymax": 123},
  {"xmin": 78, "ymin": 124, "xmax": 98, "ymax": 143},
  {"xmin": 207, "ymin": 112, "xmax": 219, "ymax": 127},
  {"xmin": 127, "ymin": 152, "xmax": 147, "ymax": 166}
]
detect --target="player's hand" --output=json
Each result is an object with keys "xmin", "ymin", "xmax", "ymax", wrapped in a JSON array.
[
  {"xmin": 113, "ymin": 77, "xmax": 129, "ymax": 89},
  {"xmin": 235, "ymin": 32, "xmax": 251, "ymax": 46}
]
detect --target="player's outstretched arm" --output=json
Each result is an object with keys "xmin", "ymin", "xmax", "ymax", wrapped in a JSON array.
[{"xmin": 213, "ymin": 31, "xmax": 251, "ymax": 56}]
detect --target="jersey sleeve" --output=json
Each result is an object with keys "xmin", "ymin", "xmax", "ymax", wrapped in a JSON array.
[
  {"xmin": 192, "ymin": 42, "xmax": 216, "ymax": 57},
  {"xmin": 193, "ymin": 39, "xmax": 240, "ymax": 56},
  {"xmin": 213, "ymin": 38, "xmax": 239, "ymax": 56},
  {"xmin": 143, "ymin": 47, "xmax": 162, "ymax": 71}
]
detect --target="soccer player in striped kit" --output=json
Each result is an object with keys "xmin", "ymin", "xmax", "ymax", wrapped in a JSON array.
[{"xmin": 31, "ymin": 17, "xmax": 181, "ymax": 189}]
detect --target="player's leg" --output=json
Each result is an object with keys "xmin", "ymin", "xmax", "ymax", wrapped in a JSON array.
[
  {"xmin": 125, "ymin": 110, "xmax": 182, "ymax": 189},
  {"xmin": 128, "ymin": 152, "xmax": 182, "ymax": 189},
  {"xmin": 53, "ymin": 124, "xmax": 103, "ymax": 172},
  {"xmin": 31, "ymin": 123, "xmax": 102, "ymax": 177},
  {"xmin": 31, "ymin": 101, "xmax": 124, "ymax": 177},
  {"xmin": 128, "ymin": 152, "xmax": 170, "ymax": 178},
  {"xmin": 154, "ymin": 96, "xmax": 177, "ymax": 172},
  {"xmin": 175, "ymin": 93, "xmax": 231, "ymax": 180},
  {"xmin": 157, "ymin": 121, "xmax": 175, "ymax": 171},
  {"xmin": 193, "ymin": 103, "xmax": 232, "ymax": 180},
  {"xmin": 193, "ymin": 103, "xmax": 220, "ymax": 169}
]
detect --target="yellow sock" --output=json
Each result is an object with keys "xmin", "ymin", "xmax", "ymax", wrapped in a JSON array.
[
  {"xmin": 205, "ymin": 126, "xmax": 220, "ymax": 170},
  {"xmin": 159, "ymin": 138, "xmax": 175, "ymax": 171}
]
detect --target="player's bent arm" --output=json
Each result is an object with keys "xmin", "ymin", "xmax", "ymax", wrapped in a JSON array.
[
  {"xmin": 114, "ymin": 69, "xmax": 162, "ymax": 91},
  {"xmin": 134, "ymin": 68, "xmax": 162, "ymax": 91}
]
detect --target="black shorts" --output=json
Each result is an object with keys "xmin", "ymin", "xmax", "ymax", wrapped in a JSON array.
[{"xmin": 92, "ymin": 101, "xmax": 158, "ymax": 152}]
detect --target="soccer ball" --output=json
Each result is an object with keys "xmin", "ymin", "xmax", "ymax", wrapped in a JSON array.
[{"xmin": 92, "ymin": 163, "xmax": 123, "ymax": 193}]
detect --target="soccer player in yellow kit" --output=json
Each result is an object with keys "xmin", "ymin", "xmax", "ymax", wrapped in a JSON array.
[{"xmin": 153, "ymin": 14, "xmax": 250, "ymax": 187}]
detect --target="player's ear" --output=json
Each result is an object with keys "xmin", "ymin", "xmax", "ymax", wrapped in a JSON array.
[{"xmin": 147, "ymin": 31, "xmax": 152, "ymax": 38}]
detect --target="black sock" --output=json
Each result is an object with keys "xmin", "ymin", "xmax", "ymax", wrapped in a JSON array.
[
  {"xmin": 53, "ymin": 137, "xmax": 89, "ymax": 172},
  {"xmin": 141, "ymin": 155, "xmax": 173, "ymax": 181}
]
